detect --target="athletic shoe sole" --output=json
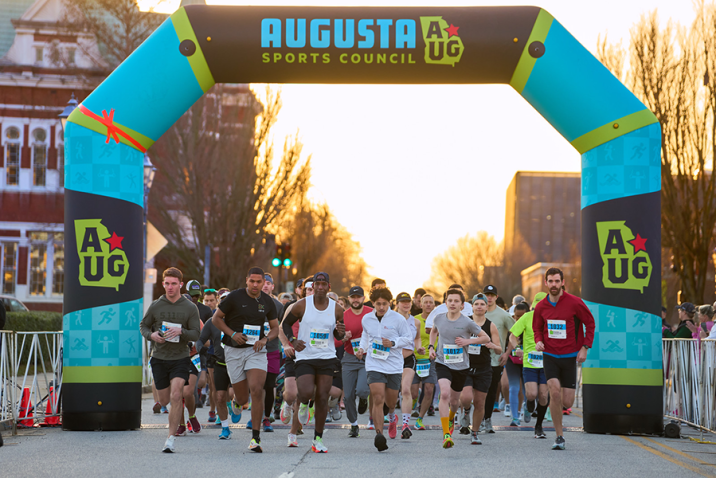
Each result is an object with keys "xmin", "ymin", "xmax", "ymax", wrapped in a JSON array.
[
  {"xmin": 401, "ymin": 427, "xmax": 412, "ymax": 439},
  {"xmin": 249, "ymin": 443, "xmax": 263, "ymax": 453},
  {"xmin": 442, "ymin": 436, "xmax": 454, "ymax": 449},
  {"xmin": 375, "ymin": 434, "xmax": 389, "ymax": 452},
  {"xmin": 153, "ymin": 403, "xmax": 162, "ymax": 414},
  {"xmin": 459, "ymin": 426, "xmax": 470, "ymax": 435},
  {"xmin": 471, "ymin": 437, "xmax": 482, "ymax": 445},
  {"xmin": 358, "ymin": 399, "xmax": 368, "ymax": 415}
]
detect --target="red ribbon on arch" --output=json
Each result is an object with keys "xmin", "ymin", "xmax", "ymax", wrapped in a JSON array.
[{"xmin": 78, "ymin": 105, "xmax": 147, "ymax": 153}]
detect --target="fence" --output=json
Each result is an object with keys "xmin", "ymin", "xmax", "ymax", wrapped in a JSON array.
[
  {"xmin": 0, "ymin": 330, "xmax": 63, "ymax": 435},
  {"xmin": 663, "ymin": 338, "xmax": 716, "ymax": 433}
]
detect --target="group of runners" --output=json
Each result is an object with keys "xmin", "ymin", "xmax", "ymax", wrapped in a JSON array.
[{"xmin": 140, "ymin": 265, "xmax": 595, "ymax": 454}]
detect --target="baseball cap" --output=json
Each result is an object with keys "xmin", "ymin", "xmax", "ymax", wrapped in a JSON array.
[
  {"xmin": 483, "ymin": 285, "xmax": 497, "ymax": 295},
  {"xmin": 219, "ymin": 290, "xmax": 230, "ymax": 300},
  {"xmin": 472, "ymin": 293, "xmax": 488, "ymax": 303},
  {"xmin": 186, "ymin": 280, "xmax": 202, "ymax": 296},
  {"xmin": 396, "ymin": 292, "xmax": 411, "ymax": 302},
  {"xmin": 349, "ymin": 286, "xmax": 364, "ymax": 297},
  {"xmin": 677, "ymin": 302, "xmax": 696, "ymax": 314},
  {"xmin": 279, "ymin": 292, "xmax": 292, "ymax": 301},
  {"xmin": 313, "ymin": 272, "xmax": 330, "ymax": 283},
  {"xmin": 296, "ymin": 278, "xmax": 304, "ymax": 288},
  {"xmin": 414, "ymin": 288, "xmax": 426, "ymax": 297}
]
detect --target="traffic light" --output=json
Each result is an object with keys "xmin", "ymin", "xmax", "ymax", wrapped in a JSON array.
[
  {"xmin": 272, "ymin": 243, "xmax": 283, "ymax": 268},
  {"xmin": 283, "ymin": 243, "xmax": 292, "ymax": 267}
]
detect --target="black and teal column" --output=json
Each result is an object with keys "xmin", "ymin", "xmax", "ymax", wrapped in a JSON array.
[
  {"xmin": 511, "ymin": 10, "xmax": 663, "ymax": 434},
  {"xmin": 62, "ymin": 8, "xmax": 215, "ymax": 430}
]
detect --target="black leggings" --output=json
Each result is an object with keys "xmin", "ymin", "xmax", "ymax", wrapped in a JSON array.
[
  {"xmin": 483, "ymin": 366, "xmax": 504, "ymax": 420},
  {"xmin": 264, "ymin": 372, "xmax": 277, "ymax": 418}
]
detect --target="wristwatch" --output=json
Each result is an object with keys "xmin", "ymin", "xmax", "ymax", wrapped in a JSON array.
[
  {"xmin": 428, "ymin": 344, "xmax": 434, "ymax": 350},
  {"xmin": 390, "ymin": 341, "xmax": 395, "ymax": 347},
  {"xmin": 582, "ymin": 344, "xmax": 591, "ymax": 349}
]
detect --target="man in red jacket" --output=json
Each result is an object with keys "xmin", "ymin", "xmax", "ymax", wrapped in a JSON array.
[{"xmin": 533, "ymin": 267, "xmax": 595, "ymax": 451}]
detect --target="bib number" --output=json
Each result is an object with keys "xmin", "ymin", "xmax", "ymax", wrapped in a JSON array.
[
  {"xmin": 191, "ymin": 354, "xmax": 201, "ymax": 372},
  {"xmin": 468, "ymin": 335, "xmax": 481, "ymax": 355},
  {"xmin": 351, "ymin": 339, "xmax": 361, "ymax": 355},
  {"xmin": 527, "ymin": 351, "xmax": 543, "ymax": 368},
  {"xmin": 371, "ymin": 339, "xmax": 390, "ymax": 360},
  {"xmin": 309, "ymin": 328, "xmax": 330, "ymax": 348},
  {"xmin": 161, "ymin": 321, "xmax": 181, "ymax": 343},
  {"xmin": 416, "ymin": 359, "xmax": 431, "ymax": 378},
  {"xmin": 243, "ymin": 325, "xmax": 261, "ymax": 345},
  {"xmin": 547, "ymin": 320, "xmax": 567, "ymax": 339},
  {"xmin": 443, "ymin": 344, "xmax": 463, "ymax": 364}
]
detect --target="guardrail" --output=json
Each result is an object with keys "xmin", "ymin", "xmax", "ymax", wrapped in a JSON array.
[
  {"xmin": 663, "ymin": 338, "xmax": 716, "ymax": 433},
  {"xmin": 0, "ymin": 330, "xmax": 63, "ymax": 435}
]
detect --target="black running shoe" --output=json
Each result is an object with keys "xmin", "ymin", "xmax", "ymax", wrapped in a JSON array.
[
  {"xmin": 427, "ymin": 405, "xmax": 435, "ymax": 416},
  {"xmin": 551, "ymin": 435, "xmax": 566, "ymax": 450},
  {"xmin": 358, "ymin": 398, "xmax": 368, "ymax": 415},
  {"xmin": 460, "ymin": 426, "xmax": 470, "ymax": 435},
  {"xmin": 534, "ymin": 426, "xmax": 546, "ymax": 439},
  {"xmin": 348, "ymin": 425, "xmax": 360, "ymax": 438},
  {"xmin": 375, "ymin": 433, "xmax": 389, "ymax": 452}
]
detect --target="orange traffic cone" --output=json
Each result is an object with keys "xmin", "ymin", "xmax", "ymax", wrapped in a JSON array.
[
  {"xmin": 42, "ymin": 385, "xmax": 59, "ymax": 426},
  {"xmin": 18, "ymin": 387, "xmax": 34, "ymax": 427}
]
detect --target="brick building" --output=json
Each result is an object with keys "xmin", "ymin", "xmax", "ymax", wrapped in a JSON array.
[{"xmin": 0, "ymin": 0, "xmax": 101, "ymax": 310}]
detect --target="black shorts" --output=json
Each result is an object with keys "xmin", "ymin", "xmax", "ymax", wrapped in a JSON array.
[
  {"xmin": 206, "ymin": 355, "xmax": 217, "ymax": 369},
  {"xmin": 213, "ymin": 362, "xmax": 231, "ymax": 392},
  {"xmin": 295, "ymin": 358, "xmax": 337, "ymax": 378},
  {"xmin": 403, "ymin": 354, "xmax": 417, "ymax": 371},
  {"xmin": 543, "ymin": 354, "xmax": 577, "ymax": 389},
  {"xmin": 466, "ymin": 366, "xmax": 493, "ymax": 394},
  {"xmin": 151, "ymin": 357, "xmax": 190, "ymax": 390},
  {"xmin": 435, "ymin": 362, "xmax": 468, "ymax": 391},
  {"xmin": 285, "ymin": 357, "xmax": 296, "ymax": 378},
  {"xmin": 332, "ymin": 364, "xmax": 343, "ymax": 390}
]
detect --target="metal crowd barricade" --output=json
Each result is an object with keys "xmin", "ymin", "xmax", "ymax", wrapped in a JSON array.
[
  {"xmin": 663, "ymin": 338, "xmax": 716, "ymax": 432},
  {"xmin": 0, "ymin": 330, "xmax": 17, "ymax": 434},
  {"xmin": 11, "ymin": 331, "xmax": 63, "ymax": 433}
]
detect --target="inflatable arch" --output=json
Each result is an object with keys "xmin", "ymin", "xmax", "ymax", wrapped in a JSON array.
[{"xmin": 62, "ymin": 5, "xmax": 663, "ymax": 434}]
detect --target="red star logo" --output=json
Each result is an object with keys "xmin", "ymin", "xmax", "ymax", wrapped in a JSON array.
[
  {"xmin": 445, "ymin": 24, "xmax": 460, "ymax": 38},
  {"xmin": 628, "ymin": 233, "xmax": 647, "ymax": 253},
  {"xmin": 105, "ymin": 232, "xmax": 124, "ymax": 251}
]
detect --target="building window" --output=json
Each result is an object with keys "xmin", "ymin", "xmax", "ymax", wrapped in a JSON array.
[
  {"xmin": 35, "ymin": 47, "xmax": 43, "ymax": 63},
  {"xmin": 2, "ymin": 243, "xmax": 16, "ymax": 295},
  {"xmin": 29, "ymin": 232, "xmax": 48, "ymax": 296},
  {"xmin": 52, "ymin": 234, "xmax": 64, "ymax": 295},
  {"xmin": 32, "ymin": 128, "xmax": 47, "ymax": 187},
  {"xmin": 5, "ymin": 127, "xmax": 20, "ymax": 186}
]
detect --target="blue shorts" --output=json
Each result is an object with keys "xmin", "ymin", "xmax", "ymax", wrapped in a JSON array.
[{"xmin": 522, "ymin": 367, "xmax": 547, "ymax": 385}]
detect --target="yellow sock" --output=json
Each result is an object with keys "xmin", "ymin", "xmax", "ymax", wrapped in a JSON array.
[
  {"xmin": 448, "ymin": 410, "xmax": 455, "ymax": 422},
  {"xmin": 441, "ymin": 417, "xmax": 450, "ymax": 435}
]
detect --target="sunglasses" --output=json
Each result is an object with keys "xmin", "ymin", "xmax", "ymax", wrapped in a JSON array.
[{"xmin": 204, "ymin": 288, "xmax": 216, "ymax": 293}]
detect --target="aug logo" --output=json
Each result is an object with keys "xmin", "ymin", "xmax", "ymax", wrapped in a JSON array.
[
  {"xmin": 596, "ymin": 221, "xmax": 651, "ymax": 293},
  {"xmin": 75, "ymin": 219, "xmax": 129, "ymax": 291},
  {"xmin": 420, "ymin": 16, "xmax": 464, "ymax": 66}
]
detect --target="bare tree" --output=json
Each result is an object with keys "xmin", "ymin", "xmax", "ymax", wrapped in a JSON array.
[
  {"xmin": 423, "ymin": 231, "xmax": 503, "ymax": 297},
  {"xmin": 597, "ymin": 4, "xmax": 716, "ymax": 305},
  {"xmin": 59, "ymin": 0, "xmax": 165, "ymax": 74},
  {"xmin": 149, "ymin": 86, "xmax": 312, "ymax": 288},
  {"xmin": 278, "ymin": 201, "xmax": 368, "ymax": 294}
]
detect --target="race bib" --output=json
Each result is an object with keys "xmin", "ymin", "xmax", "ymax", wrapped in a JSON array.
[
  {"xmin": 371, "ymin": 339, "xmax": 390, "ymax": 360},
  {"xmin": 161, "ymin": 322, "xmax": 181, "ymax": 343},
  {"xmin": 468, "ymin": 335, "xmax": 481, "ymax": 355},
  {"xmin": 547, "ymin": 320, "xmax": 567, "ymax": 339},
  {"xmin": 351, "ymin": 339, "xmax": 361, "ymax": 354},
  {"xmin": 527, "ymin": 351, "xmax": 543, "ymax": 368},
  {"xmin": 191, "ymin": 353, "xmax": 201, "ymax": 372},
  {"xmin": 443, "ymin": 344, "xmax": 463, "ymax": 364},
  {"xmin": 416, "ymin": 359, "xmax": 431, "ymax": 378},
  {"xmin": 243, "ymin": 325, "xmax": 261, "ymax": 345},
  {"xmin": 310, "ymin": 328, "xmax": 330, "ymax": 348}
]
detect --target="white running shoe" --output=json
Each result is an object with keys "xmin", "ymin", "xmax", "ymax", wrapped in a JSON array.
[
  {"xmin": 503, "ymin": 404, "xmax": 511, "ymax": 417},
  {"xmin": 280, "ymin": 401, "xmax": 293, "ymax": 425},
  {"xmin": 299, "ymin": 403, "xmax": 309, "ymax": 425},
  {"xmin": 162, "ymin": 435, "xmax": 176, "ymax": 453},
  {"xmin": 287, "ymin": 433, "xmax": 298, "ymax": 447}
]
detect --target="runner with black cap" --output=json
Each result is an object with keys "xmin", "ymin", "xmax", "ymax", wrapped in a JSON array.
[
  {"xmin": 411, "ymin": 288, "xmax": 426, "ymax": 317},
  {"xmin": 212, "ymin": 266, "xmax": 279, "ymax": 453},
  {"xmin": 395, "ymin": 291, "xmax": 422, "ymax": 439},
  {"xmin": 281, "ymin": 272, "xmax": 345, "ymax": 453},
  {"xmin": 481, "ymin": 284, "xmax": 514, "ymax": 434},
  {"xmin": 341, "ymin": 285, "xmax": 373, "ymax": 438}
]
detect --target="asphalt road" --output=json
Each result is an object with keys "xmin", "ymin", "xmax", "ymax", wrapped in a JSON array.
[{"xmin": 1, "ymin": 395, "xmax": 715, "ymax": 478}]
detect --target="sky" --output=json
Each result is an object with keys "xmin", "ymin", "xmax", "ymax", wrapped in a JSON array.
[{"xmin": 142, "ymin": 0, "xmax": 697, "ymax": 294}]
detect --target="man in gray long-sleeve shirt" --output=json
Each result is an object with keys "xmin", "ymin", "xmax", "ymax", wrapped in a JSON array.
[{"xmin": 140, "ymin": 267, "xmax": 200, "ymax": 454}]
